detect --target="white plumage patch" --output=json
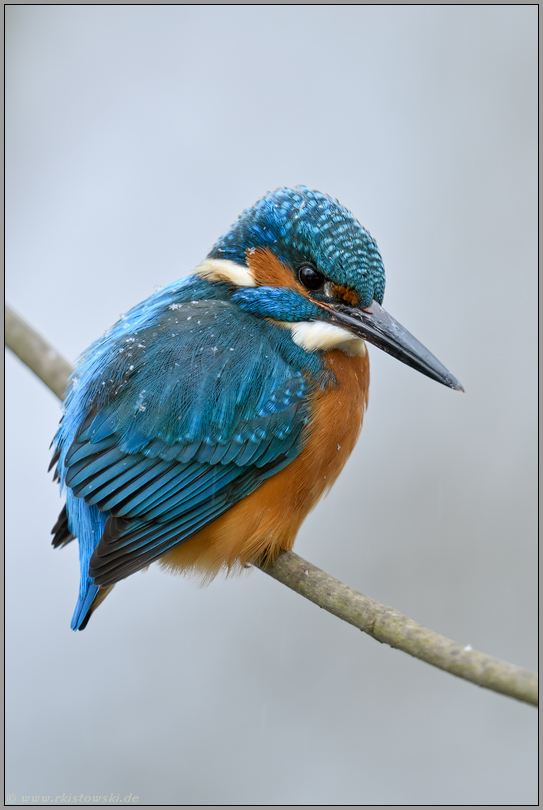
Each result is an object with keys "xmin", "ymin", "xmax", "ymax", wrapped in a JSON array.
[
  {"xmin": 195, "ymin": 258, "xmax": 256, "ymax": 287},
  {"xmin": 287, "ymin": 321, "xmax": 366, "ymax": 356}
]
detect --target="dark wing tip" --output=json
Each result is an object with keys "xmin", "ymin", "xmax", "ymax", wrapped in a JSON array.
[{"xmin": 51, "ymin": 506, "xmax": 75, "ymax": 548}]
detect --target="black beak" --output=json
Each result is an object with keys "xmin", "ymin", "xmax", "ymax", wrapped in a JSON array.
[{"xmin": 326, "ymin": 299, "xmax": 463, "ymax": 391}]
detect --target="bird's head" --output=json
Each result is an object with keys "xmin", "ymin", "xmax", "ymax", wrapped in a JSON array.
[{"xmin": 197, "ymin": 186, "xmax": 462, "ymax": 390}]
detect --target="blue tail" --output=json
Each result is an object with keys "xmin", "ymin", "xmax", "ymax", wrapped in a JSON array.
[
  {"xmin": 71, "ymin": 582, "xmax": 100, "ymax": 630},
  {"xmin": 65, "ymin": 491, "xmax": 109, "ymax": 630}
]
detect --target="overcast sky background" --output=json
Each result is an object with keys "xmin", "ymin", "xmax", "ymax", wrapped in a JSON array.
[{"xmin": 6, "ymin": 6, "xmax": 537, "ymax": 805}]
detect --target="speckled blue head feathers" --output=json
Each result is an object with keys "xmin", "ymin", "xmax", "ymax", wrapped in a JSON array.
[{"xmin": 209, "ymin": 186, "xmax": 386, "ymax": 307}]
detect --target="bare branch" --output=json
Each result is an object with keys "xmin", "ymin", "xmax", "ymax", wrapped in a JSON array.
[
  {"xmin": 257, "ymin": 553, "xmax": 538, "ymax": 706},
  {"xmin": 5, "ymin": 305, "xmax": 73, "ymax": 400},
  {"xmin": 5, "ymin": 302, "xmax": 538, "ymax": 707}
]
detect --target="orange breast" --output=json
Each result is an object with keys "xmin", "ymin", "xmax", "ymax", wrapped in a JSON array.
[{"xmin": 159, "ymin": 349, "xmax": 370, "ymax": 582}]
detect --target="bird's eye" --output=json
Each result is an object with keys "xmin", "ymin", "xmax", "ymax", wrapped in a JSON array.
[{"xmin": 298, "ymin": 265, "xmax": 324, "ymax": 291}]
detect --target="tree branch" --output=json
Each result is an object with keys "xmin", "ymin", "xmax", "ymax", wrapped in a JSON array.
[
  {"xmin": 5, "ymin": 304, "xmax": 73, "ymax": 400},
  {"xmin": 257, "ymin": 554, "xmax": 537, "ymax": 705},
  {"xmin": 5, "ymin": 302, "xmax": 538, "ymax": 707}
]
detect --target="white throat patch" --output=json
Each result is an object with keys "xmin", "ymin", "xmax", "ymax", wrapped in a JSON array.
[
  {"xmin": 195, "ymin": 258, "xmax": 256, "ymax": 287},
  {"xmin": 287, "ymin": 321, "xmax": 366, "ymax": 356}
]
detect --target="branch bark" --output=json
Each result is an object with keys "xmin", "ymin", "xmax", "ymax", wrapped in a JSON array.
[
  {"xmin": 5, "ymin": 305, "xmax": 73, "ymax": 400},
  {"xmin": 5, "ymin": 302, "xmax": 538, "ymax": 707}
]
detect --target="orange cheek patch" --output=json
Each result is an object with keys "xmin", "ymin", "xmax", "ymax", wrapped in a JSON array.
[
  {"xmin": 246, "ymin": 247, "xmax": 308, "ymax": 295},
  {"xmin": 331, "ymin": 284, "xmax": 360, "ymax": 306}
]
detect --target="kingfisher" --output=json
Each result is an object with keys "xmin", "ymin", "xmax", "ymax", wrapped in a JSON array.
[{"xmin": 50, "ymin": 186, "xmax": 462, "ymax": 630}]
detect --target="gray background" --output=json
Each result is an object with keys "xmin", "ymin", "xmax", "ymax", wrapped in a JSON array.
[{"xmin": 6, "ymin": 6, "xmax": 537, "ymax": 806}]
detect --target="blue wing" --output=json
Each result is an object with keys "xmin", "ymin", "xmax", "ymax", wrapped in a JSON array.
[{"xmin": 52, "ymin": 278, "xmax": 321, "ymax": 628}]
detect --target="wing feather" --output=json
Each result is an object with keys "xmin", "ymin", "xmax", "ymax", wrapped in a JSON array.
[{"xmin": 52, "ymin": 289, "xmax": 326, "ymax": 610}]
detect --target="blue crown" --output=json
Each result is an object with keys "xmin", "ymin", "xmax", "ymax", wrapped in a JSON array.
[{"xmin": 209, "ymin": 186, "xmax": 385, "ymax": 306}]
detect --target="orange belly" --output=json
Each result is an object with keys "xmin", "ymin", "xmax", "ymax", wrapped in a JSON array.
[{"xmin": 159, "ymin": 348, "xmax": 370, "ymax": 581}]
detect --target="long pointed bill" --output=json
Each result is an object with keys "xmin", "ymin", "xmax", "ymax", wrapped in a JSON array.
[{"xmin": 326, "ymin": 299, "xmax": 463, "ymax": 391}]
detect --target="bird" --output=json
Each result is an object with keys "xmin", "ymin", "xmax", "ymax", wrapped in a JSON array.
[{"xmin": 50, "ymin": 186, "xmax": 462, "ymax": 630}]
